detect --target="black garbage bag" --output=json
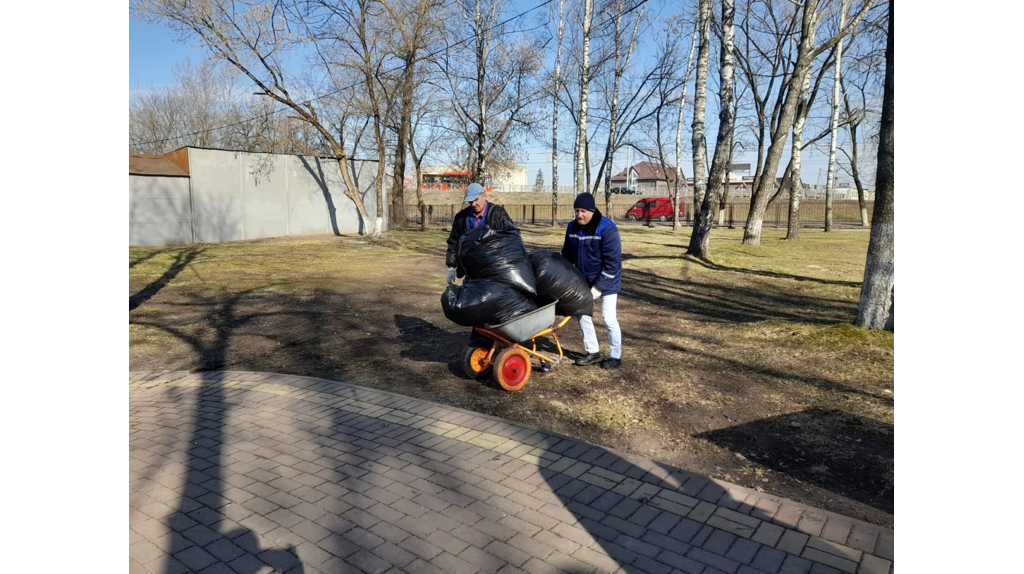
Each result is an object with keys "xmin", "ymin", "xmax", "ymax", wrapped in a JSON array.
[
  {"xmin": 457, "ymin": 226, "xmax": 537, "ymax": 296},
  {"xmin": 441, "ymin": 279, "xmax": 539, "ymax": 327},
  {"xmin": 529, "ymin": 250, "xmax": 594, "ymax": 317}
]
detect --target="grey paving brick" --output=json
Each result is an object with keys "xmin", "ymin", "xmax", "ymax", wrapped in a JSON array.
[
  {"xmin": 704, "ymin": 529, "xmax": 739, "ymax": 554},
  {"xmin": 347, "ymin": 548, "xmax": 393, "ymax": 574},
  {"xmin": 845, "ymin": 525, "xmax": 878, "ymax": 555},
  {"xmin": 779, "ymin": 554, "xmax": 813, "ymax": 574},
  {"xmin": 459, "ymin": 545, "xmax": 506, "ymax": 572},
  {"xmin": 425, "ymin": 530, "xmax": 470, "ymax": 556},
  {"xmin": 656, "ymin": 549, "xmax": 706, "ymax": 574},
  {"xmin": 689, "ymin": 546, "xmax": 742, "ymax": 573},
  {"xmin": 752, "ymin": 545, "xmax": 787, "ymax": 573},
  {"xmin": 397, "ymin": 536, "xmax": 443, "ymax": 561},
  {"xmin": 777, "ymin": 530, "xmax": 809, "ymax": 555},
  {"xmin": 432, "ymin": 551, "xmax": 480, "ymax": 574},
  {"xmin": 752, "ymin": 522, "xmax": 786, "ymax": 547},
  {"xmin": 797, "ymin": 513, "xmax": 827, "ymax": 538},
  {"xmin": 874, "ymin": 530, "xmax": 893, "ymax": 562},
  {"xmin": 371, "ymin": 541, "xmax": 417, "ymax": 567},
  {"xmin": 857, "ymin": 553, "xmax": 892, "ymax": 574},
  {"xmin": 726, "ymin": 538, "xmax": 761, "ymax": 565}
]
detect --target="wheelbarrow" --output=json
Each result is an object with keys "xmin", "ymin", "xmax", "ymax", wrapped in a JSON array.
[{"xmin": 461, "ymin": 301, "xmax": 574, "ymax": 392}]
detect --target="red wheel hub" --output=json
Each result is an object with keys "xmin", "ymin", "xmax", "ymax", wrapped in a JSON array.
[{"xmin": 501, "ymin": 354, "xmax": 528, "ymax": 386}]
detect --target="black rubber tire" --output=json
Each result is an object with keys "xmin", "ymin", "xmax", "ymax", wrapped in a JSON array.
[{"xmin": 627, "ymin": 214, "xmax": 637, "ymax": 221}]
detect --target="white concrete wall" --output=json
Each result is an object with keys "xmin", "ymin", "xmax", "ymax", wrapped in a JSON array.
[
  {"xmin": 129, "ymin": 148, "xmax": 380, "ymax": 246},
  {"xmin": 129, "ymin": 174, "xmax": 193, "ymax": 246}
]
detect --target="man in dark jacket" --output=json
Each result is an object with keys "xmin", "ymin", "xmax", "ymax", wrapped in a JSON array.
[
  {"xmin": 561, "ymin": 192, "xmax": 623, "ymax": 369},
  {"xmin": 445, "ymin": 183, "xmax": 518, "ymax": 282}
]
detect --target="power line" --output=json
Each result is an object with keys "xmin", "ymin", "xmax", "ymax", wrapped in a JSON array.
[
  {"xmin": 136, "ymin": 0, "xmax": 557, "ymax": 147},
  {"xmin": 136, "ymin": 0, "xmax": 650, "ymax": 148}
]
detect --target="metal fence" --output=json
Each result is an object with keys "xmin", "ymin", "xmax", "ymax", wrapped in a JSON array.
[{"xmin": 396, "ymin": 199, "xmax": 873, "ymax": 229}]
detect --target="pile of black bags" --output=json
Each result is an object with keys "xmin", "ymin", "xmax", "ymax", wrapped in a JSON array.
[{"xmin": 441, "ymin": 226, "xmax": 593, "ymax": 329}]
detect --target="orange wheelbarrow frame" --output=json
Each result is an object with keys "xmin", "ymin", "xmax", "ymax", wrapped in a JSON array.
[{"xmin": 462, "ymin": 302, "xmax": 573, "ymax": 392}]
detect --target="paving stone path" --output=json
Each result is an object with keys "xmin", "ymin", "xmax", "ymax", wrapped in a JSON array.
[{"xmin": 129, "ymin": 371, "xmax": 894, "ymax": 574}]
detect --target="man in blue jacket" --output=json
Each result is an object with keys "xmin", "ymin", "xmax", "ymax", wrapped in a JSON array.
[{"xmin": 561, "ymin": 192, "xmax": 622, "ymax": 369}]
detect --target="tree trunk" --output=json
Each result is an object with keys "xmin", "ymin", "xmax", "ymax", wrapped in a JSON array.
[
  {"xmin": 551, "ymin": 0, "xmax": 566, "ymax": 226},
  {"xmin": 689, "ymin": 0, "xmax": 711, "ymax": 224},
  {"xmin": 575, "ymin": 0, "xmax": 594, "ymax": 195},
  {"xmin": 743, "ymin": 0, "xmax": 873, "ymax": 245},
  {"xmin": 786, "ymin": 69, "xmax": 812, "ymax": 240},
  {"xmin": 687, "ymin": 0, "xmax": 734, "ymax": 257},
  {"xmin": 824, "ymin": 0, "xmax": 847, "ymax": 233},
  {"xmin": 856, "ymin": 2, "xmax": 893, "ymax": 331},
  {"xmin": 843, "ymin": 89, "xmax": 870, "ymax": 227},
  {"xmin": 674, "ymin": 28, "xmax": 698, "ymax": 232}
]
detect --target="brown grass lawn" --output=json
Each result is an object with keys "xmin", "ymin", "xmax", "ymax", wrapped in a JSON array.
[{"xmin": 129, "ymin": 224, "xmax": 893, "ymax": 527}]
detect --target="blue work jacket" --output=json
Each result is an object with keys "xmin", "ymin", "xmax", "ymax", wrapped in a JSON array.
[{"xmin": 561, "ymin": 210, "xmax": 622, "ymax": 296}]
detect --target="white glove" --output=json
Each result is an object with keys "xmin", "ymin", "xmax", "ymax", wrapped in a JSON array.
[
  {"xmin": 446, "ymin": 267, "xmax": 457, "ymax": 284},
  {"xmin": 591, "ymin": 286, "xmax": 601, "ymax": 299}
]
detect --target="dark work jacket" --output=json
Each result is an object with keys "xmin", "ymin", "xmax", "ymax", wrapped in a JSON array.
[
  {"xmin": 445, "ymin": 202, "xmax": 518, "ymax": 275},
  {"xmin": 561, "ymin": 209, "xmax": 622, "ymax": 295}
]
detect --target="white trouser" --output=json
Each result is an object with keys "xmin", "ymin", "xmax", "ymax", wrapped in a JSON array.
[{"xmin": 578, "ymin": 293, "xmax": 621, "ymax": 359}]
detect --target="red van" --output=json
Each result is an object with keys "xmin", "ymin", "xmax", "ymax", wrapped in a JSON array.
[{"xmin": 625, "ymin": 197, "xmax": 685, "ymax": 222}]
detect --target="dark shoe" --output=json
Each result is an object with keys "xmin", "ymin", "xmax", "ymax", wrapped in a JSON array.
[
  {"xmin": 539, "ymin": 360, "xmax": 552, "ymax": 373},
  {"xmin": 600, "ymin": 358, "xmax": 621, "ymax": 369},
  {"xmin": 574, "ymin": 352, "xmax": 602, "ymax": 366}
]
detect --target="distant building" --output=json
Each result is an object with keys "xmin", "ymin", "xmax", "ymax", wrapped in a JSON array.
[{"xmin": 610, "ymin": 161, "xmax": 679, "ymax": 195}]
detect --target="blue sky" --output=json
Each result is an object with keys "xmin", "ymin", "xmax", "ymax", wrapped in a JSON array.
[
  {"xmin": 128, "ymin": 9, "xmax": 841, "ymax": 185},
  {"xmin": 130, "ymin": 19, "xmax": 210, "ymax": 92}
]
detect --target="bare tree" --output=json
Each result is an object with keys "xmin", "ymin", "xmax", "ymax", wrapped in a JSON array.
[
  {"xmin": 446, "ymin": 0, "xmax": 545, "ymax": 183},
  {"xmin": 824, "ymin": 0, "xmax": 848, "ymax": 232},
  {"xmin": 689, "ymin": 0, "xmax": 711, "ymax": 220},
  {"xmin": 673, "ymin": 19, "xmax": 698, "ymax": 232},
  {"xmin": 687, "ymin": 0, "xmax": 735, "ymax": 257},
  {"xmin": 598, "ymin": 0, "xmax": 648, "ymax": 215},
  {"xmin": 379, "ymin": 0, "xmax": 450, "ymax": 227},
  {"xmin": 550, "ymin": 0, "xmax": 568, "ymax": 225},
  {"xmin": 133, "ymin": 0, "xmax": 377, "ymax": 234},
  {"xmin": 856, "ymin": 1, "xmax": 892, "ymax": 331},
  {"xmin": 574, "ymin": 0, "xmax": 595, "ymax": 195},
  {"xmin": 742, "ymin": 0, "xmax": 874, "ymax": 246}
]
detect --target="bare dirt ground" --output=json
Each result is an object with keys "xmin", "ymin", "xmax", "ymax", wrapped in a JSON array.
[{"xmin": 129, "ymin": 225, "xmax": 893, "ymax": 528}]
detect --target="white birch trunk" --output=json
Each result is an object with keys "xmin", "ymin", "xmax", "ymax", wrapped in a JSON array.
[
  {"xmin": 786, "ymin": 69, "xmax": 812, "ymax": 240},
  {"xmin": 551, "ymin": 0, "xmax": 566, "ymax": 225},
  {"xmin": 674, "ymin": 30, "xmax": 698, "ymax": 231},
  {"xmin": 690, "ymin": 0, "xmax": 710, "ymax": 221},
  {"xmin": 824, "ymin": 0, "xmax": 847, "ymax": 233},
  {"xmin": 575, "ymin": 0, "xmax": 593, "ymax": 195}
]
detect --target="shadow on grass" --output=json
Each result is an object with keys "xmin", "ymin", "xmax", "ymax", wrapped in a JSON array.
[
  {"xmin": 621, "ymin": 267, "xmax": 857, "ymax": 325},
  {"xmin": 129, "ymin": 248, "xmax": 204, "ymax": 311},
  {"xmin": 697, "ymin": 409, "xmax": 894, "ymax": 514}
]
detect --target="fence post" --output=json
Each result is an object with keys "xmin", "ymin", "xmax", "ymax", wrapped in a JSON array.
[{"xmin": 531, "ymin": 205, "xmax": 535, "ymax": 224}]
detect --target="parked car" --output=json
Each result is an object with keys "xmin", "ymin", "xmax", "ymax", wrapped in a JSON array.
[
  {"xmin": 609, "ymin": 187, "xmax": 637, "ymax": 195},
  {"xmin": 624, "ymin": 197, "xmax": 685, "ymax": 222}
]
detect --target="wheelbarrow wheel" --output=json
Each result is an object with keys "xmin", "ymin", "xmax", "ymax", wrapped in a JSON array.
[
  {"xmin": 495, "ymin": 347, "xmax": 531, "ymax": 392},
  {"xmin": 462, "ymin": 342, "xmax": 493, "ymax": 380}
]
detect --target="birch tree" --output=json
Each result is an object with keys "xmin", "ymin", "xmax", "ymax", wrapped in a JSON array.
[
  {"xmin": 550, "ymin": 0, "xmax": 567, "ymax": 225},
  {"xmin": 856, "ymin": 1, "xmax": 892, "ymax": 331},
  {"xmin": 133, "ymin": 0, "xmax": 377, "ymax": 235},
  {"xmin": 824, "ymin": 0, "xmax": 848, "ymax": 232},
  {"xmin": 574, "ymin": 0, "xmax": 595, "ymax": 195},
  {"xmin": 689, "ymin": 0, "xmax": 711, "ymax": 220},
  {"xmin": 687, "ymin": 0, "xmax": 736, "ymax": 257},
  {"xmin": 742, "ymin": 0, "xmax": 874, "ymax": 246},
  {"xmin": 674, "ymin": 21, "xmax": 698, "ymax": 231},
  {"xmin": 598, "ymin": 0, "xmax": 648, "ymax": 215}
]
